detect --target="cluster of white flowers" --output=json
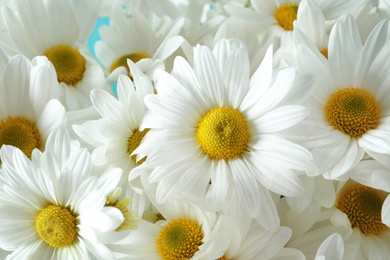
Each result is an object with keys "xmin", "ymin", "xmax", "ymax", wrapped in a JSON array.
[{"xmin": 0, "ymin": 0, "xmax": 389, "ymax": 259}]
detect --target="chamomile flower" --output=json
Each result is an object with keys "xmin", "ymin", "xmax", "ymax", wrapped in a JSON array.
[
  {"xmin": 132, "ymin": 38, "xmax": 316, "ymax": 231},
  {"xmin": 0, "ymin": 127, "xmax": 124, "ymax": 259},
  {"xmin": 94, "ymin": 7, "xmax": 184, "ymax": 82},
  {"xmin": 0, "ymin": 54, "xmax": 65, "ymax": 159},
  {"xmin": 120, "ymin": 175, "xmax": 228, "ymax": 260},
  {"xmin": 73, "ymin": 60, "xmax": 154, "ymax": 216},
  {"xmin": 289, "ymin": 180, "xmax": 390, "ymax": 259},
  {"xmin": 297, "ymin": 15, "xmax": 390, "ymax": 180},
  {"xmin": 0, "ymin": 0, "xmax": 107, "ymax": 110}
]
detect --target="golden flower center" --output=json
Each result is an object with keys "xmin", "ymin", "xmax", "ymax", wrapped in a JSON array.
[
  {"xmin": 274, "ymin": 3, "xmax": 299, "ymax": 31},
  {"xmin": 105, "ymin": 192, "xmax": 138, "ymax": 231},
  {"xmin": 336, "ymin": 184, "xmax": 387, "ymax": 236},
  {"xmin": 0, "ymin": 116, "xmax": 42, "ymax": 158},
  {"xmin": 44, "ymin": 44, "xmax": 86, "ymax": 86},
  {"xmin": 325, "ymin": 88, "xmax": 380, "ymax": 138},
  {"xmin": 196, "ymin": 107, "xmax": 250, "ymax": 160},
  {"xmin": 35, "ymin": 204, "xmax": 77, "ymax": 248},
  {"xmin": 109, "ymin": 52, "xmax": 151, "ymax": 76},
  {"xmin": 127, "ymin": 128, "xmax": 150, "ymax": 164},
  {"xmin": 320, "ymin": 48, "xmax": 328, "ymax": 59},
  {"xmin": 156, "ymin": 218, "xmax": 203, "ymax": 260}
]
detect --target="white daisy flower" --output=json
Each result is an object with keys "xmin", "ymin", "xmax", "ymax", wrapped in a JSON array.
[
  {"xmin": 118, "ymin": 175, "xmax": 228, "ymax": 260},
  {"xmin": 296, "ymin": 15, "xmax": 390, "ymax": 180},
  {"xmin": 224, "ymin": 0, "xmax": 366, "ymax": 47},
  {"xmin": 0, "ymin": 127, "xmax": 124, "ymax": 259},
  {"xmin": 1, "ymin": 0, "xmax": 108, "ymax": 110},
  {"xmin": 132, "ymin": 38, "xmax": 316, "ymax": 231},
  {"xmin": 94, "ymin": 7, "xmax": 184, "ymax": 82},
  {"xmin": 73, "ymin": 60, "xmax": 154, "ymax": 216},
  {"xmin": 0, "ymin": 54, "xmax": 66, "ymax": 159},
  {"xmin": 287, "ymin": 180, "xmax": 390, "ymax": 259}
]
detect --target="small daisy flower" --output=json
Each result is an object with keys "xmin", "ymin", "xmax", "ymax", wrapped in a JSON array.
[
  {"xmin": 120, "ymin": 175, "xmax": 228, "ymax": 260},
  {"xmin": 0, "ymin": 127, "xmax": 124, "ymax": 259},
  {"xmin": 133, "ymin": 38, "xmax": 316, "ymax": 231},
  {"xmin": 288, "ymin": 180, "xmax": 390, "ymax": 259},
  {"xmin": 73, "ymin": 60, "xmax": 154, "ymax": 216},
  {"xmin": 94, "ymin": 8, "xmax": 184, "ymax": 81},
  {"xmin": 296, "ymin": 15, "xmax": 390, "ymax": 180},
  {"xmin": 0, "ymin": 54, "xmax": 65, "ymax": 159},
  {"xmin": 1, "ymin": 0, "xmax": 108, "ymax": 110}
]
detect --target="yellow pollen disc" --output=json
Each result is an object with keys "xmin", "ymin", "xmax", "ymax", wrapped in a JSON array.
[
  {"xmin": 156, "ymin": 218, "xmax": 203, "ymax": 260},
  {"xmin": 0, "ymin": 116, "xmax": 42, "ymax": 158},
  {"xmin": 325, "ymin": 88, "xmax": 380, "ymax": 138},
  {"xmin": 320, "ymin": 48, "xmax": 328, "ymax": 59},
  {"xmin": 196, "ymin": 107, "xmax": 250, "ymax": 160},
  {"xmin": 44, "ymin": 44, "xmax": 86, "ymax": 86},
  {"xmin": 337, "ymin": 184, "xmax": 387, "ymax": 236},
  {"xmin": 106, "ymin": 194, "xmax": 138, "ymax": 231},
  {"xmin": 35, "ymin": 204, "xmax": 77, "ymax": 248},
  {"xmin": 109, "ymin": 52, "xmax": 151, "ymax": 77},
  {"xmin": 127, "ymin": 128, "xmax": 150, "ymax": 164},
  {"xmin": 274, "ymin": 3, "xmax": 299, "ymax": 31}
]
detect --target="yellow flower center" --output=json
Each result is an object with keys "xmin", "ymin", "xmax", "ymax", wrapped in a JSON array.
[
  {"xmin": 109, "ymin": 52, "xmax": 151, "ymax": 77},
  {"xmin": 320, "ymin": 48, "xmax": 328, "ymax": 59},
  {"xmin": 44, "ymin": 44, "xmax": 86, "ymax": 86},
  {"xmin": 196, "ymin": 107, "xmax": 250, "ymax": 160},
  {"xmin": 127, "ymin": 128, "xmax": 150, "ymax": 164},
  {"xmin": 156, "ymin": 218, "xmax": 203, "ymax": 260},
  {"xmin": 325, "ymin": 88, "xmax": 381, "ymax": 138},
  {"xmin": 337, "ymin": 184, "xmax": 387, "ymax": 236},
  {"xmin": 274, "ymin": 3, "xmax": 299, "ymax": 31},
  {"xmin": 35, "ymin": 204, "xmax": 77, "ymax": 248},
  {"xmin": 0, "ymin": 116, "xmax": 42, "ymax": 158},
  {"xmin": 106, "ymin": 192, "xmax": 138, "ymax": 231}
]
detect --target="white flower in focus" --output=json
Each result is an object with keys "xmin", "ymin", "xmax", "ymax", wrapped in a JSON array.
[
  {"xmin": 73, "ymin": 61, "xmax": 154, "ymax": 216},
  {"xmin": 120, "ymin": 175, "xmax": 227, "ymax": 260},
  {"xmin": 0, "ymin": 0, "xmax": 108, "ymax": 110},
  {"xmin": 0, "ymin": 127, "xmax": 124, "ymax": 259},
  {"xmin": 0, "ymin": 54, "xmax": 66, "ymax": 159},
  {"xmin": 133, "ymin": 38, "xmax": 316, "ymax": 231},
  {"xmin": 297, "ymin": 15, "xmax": 390, "ymax": 180}
]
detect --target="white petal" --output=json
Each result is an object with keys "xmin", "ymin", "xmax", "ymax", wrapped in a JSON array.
[
  {"xmin": 358, "ymin": 130, "xmax": 390, "ymax": 154},
  {"xmin": 382, "ymin": 195, "xmax": 390, "ymax": 227},
  {"xmin": 255, "ymin": 105, "xmax": 309, "ymax": 133},
  {"xmin": 315, "ymin": 233, "xmax": 344, "ymax": 260}
]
